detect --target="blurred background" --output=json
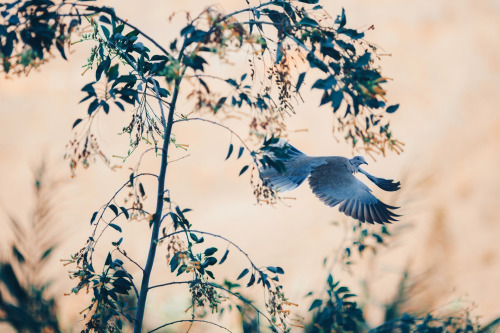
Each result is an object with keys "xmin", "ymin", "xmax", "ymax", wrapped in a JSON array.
[{"xmin": 1, "ymin": 0, "xmax": 499, "ymax": 331}]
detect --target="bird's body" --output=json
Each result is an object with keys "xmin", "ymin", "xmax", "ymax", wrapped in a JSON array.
[{"xmin": 260, "ymin": 141, "xmax": 401, "ymax": 224}]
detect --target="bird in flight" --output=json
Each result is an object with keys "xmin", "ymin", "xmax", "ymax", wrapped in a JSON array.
[{"xmin": 259, "ymin": 140, "xmax": 401, "ymax": 224}]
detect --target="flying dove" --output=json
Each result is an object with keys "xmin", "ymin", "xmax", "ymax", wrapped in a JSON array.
[{"xmin": 259, "ymin": 140, "xmax": 401, "ymax": 224}]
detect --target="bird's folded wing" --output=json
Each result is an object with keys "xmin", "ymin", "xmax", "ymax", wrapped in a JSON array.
[{"xmin": 308, "ymin": 161, "xmax": 399, "ymax": 224}]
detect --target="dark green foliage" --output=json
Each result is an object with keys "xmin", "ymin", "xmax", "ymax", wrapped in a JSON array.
[
  {"xmin": 0, "ymin": 0, "xmax": 78, "ymax": 74},
  {"xmin": 73, "ymin": 252, "xmax": 136, "ymax": 331},
  {"xmin": 306, "ymin": 275, "xmax": 366, "ymax": 332}
]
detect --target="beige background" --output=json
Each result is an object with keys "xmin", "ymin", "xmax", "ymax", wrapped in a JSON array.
[{"xmin": 1, "ymin": 0, "xmax": 499, "ymax": 331}]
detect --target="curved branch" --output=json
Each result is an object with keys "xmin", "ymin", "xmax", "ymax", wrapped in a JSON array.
[
  {"xmin": 148, "ymin": 280, "xmax": 274, "ymax": 327},
  {"xmin": 173, "ymin": 117, "xmax": 255, "ymax": 160},
  {"xmin": 157, "ymin": 229, "xmax": 259, "ymax": 272},
  {"xmin": 148, "ymin": 319, "xmax": 232, "ymax": 333},
  {"xmin": 91, "ymin": 172, "xmax": 158, "ymax": 237},
  {"xmin": 95, "ymin": 207, "xmax": 152, "ymax": 246}
]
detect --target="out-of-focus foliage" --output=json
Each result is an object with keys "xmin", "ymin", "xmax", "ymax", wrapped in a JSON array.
[
  {"xmin": 0, "ymin": 162, "xmax": 61, "ymax": 332},
  {"xmin": 0, "ymin": 0, "xmax": 80, "ymax": 75},
  {"xmin": 306, "ymin": 274, "xmax": 366, "ymax": 332}
]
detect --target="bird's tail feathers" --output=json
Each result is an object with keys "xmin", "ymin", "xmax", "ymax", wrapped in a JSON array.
[{"xmin": 359, "ymin": 168, "xmax": 401, "ymax": 192}]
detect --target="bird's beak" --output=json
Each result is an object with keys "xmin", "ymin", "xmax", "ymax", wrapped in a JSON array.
[{"xmin": 363, "ymin": 161, "xmax": 368, "ymax": 165}]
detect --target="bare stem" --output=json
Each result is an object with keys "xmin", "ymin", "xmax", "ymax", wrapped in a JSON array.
[{"xmin": 133, "ymin": 76, "xmax": 182, "ymax": 332}]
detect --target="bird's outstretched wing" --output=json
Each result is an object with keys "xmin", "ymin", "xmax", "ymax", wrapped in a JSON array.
[{"xmin": 308, "ymin": 159, "xmax": 400, "ymax": 224}]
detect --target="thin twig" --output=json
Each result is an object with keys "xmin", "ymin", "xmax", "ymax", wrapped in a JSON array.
[
  {"xmin": 91, "ymin": 172, "xmax": 157, "ymax": 239},
  {"xmin": 148, "ymin": 280, "xmax": 274, "ymax": 327},
  {"xmin": 148, "ymin": 319, "xmax": 232, "ymax": 333},
  {"xmin": 157, "ymin": 229, "xmax": 259, "ymax": 272},
  {"xmin": 168, "ymin": 154, "xmax": 191, "ymax": 164},
  {"xmin": 173, "ymin": 117, "xmax": 253, "ymax": 157},
  {"xmin": 116, "ymin": 248, "xmax": 144, "ymax": 272}
]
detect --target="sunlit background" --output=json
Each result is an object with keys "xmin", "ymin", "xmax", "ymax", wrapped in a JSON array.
[{"xmin": 1, "ymin": 0, "xmax": 499, "ymax": 331}]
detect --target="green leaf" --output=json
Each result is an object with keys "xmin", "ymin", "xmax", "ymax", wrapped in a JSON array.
[
  {"xmin": 214, "ymin": 97, "xmax": 227, "ymax": 113},
  {"xmin": 88, "ymin": 99, "xmax": 100, "ymax": 115},
  {"xmin": 190, "ymin": 233, "xmax": 199, "ymax": 242},
  {"xmin": 90, "ymin": 211, "xmax": 98, "ymax": 225},
  {"xmin": 337, "ymin": 286, "xmax": 349, "ymax": 294},
  {"xmin": 114, "ymin": 101, "xmax": 125, "ymax": 111},
  {"xmin": 177, "ymin": 264, "xmax": 187, "ymax": 276},
  {"xmin": 225, "ymin": 78, "xmax": 238, "ymax": 87},
  {"xmin": 336, "ymin": 8, "xmax": 347, "ymax": 28},
  {"xmin": 113, "ymin": 277, "xmax": 131, "ymax": 289},
  {"xmin": 267, "ymin": 266, "xmax": 284, "ymax": 274},
  {"xmin": 109, "ymin": 204, "xmax": 119, "ymax": 216},
  {"xmin": 96, "ymin": 57, "xmax": 110, "ymax": 82},
  {"xmin": 107, "ymin": 64, "xmax": 119, "ymax": 81},
  {"xmin": 309, "ymin": 299, "xmax": 323, "ymax": 311},
  {"xmin": 109, "ymin": 223, "xmax": 122, "ymax": 232},
  {"xmin": 99, "ymin": 15, "xmax": 111, "ymax": 25},
  {"xmin": 120, "ymin": 206, "xmax": 129, "ymax": 219},
  {"xmin": 239, "ymin": 165, "xmax": 249, "ymax": 176},
  {"xmin": 206, "ymin": 270, "xmax": 215, "ymax": 279},
  {"xmin": 170, "ymin": 253, "xmax": 179, "ymax": 272},
  {"xmin": 237, "ymin": 146, "xmax": 244, "ymax": 159},
  {"xmin": 219, "ymin": 249, "xmax": 229, "ymax": 265},
  {"xmin": 72, "ymin": 118, "xmax": 83, "ymax": 128},
  {"xmin": 203, "ymin": 257, "xmax": 217, "ymax": 267},
  {"xmin": 225, "ymin": 143, "xmax": 234, "ymax": 160},
  {"xmin": 237, "ymin": 268, "xmax": 249, "ymax": 280},
  {"xmin": 12, "ymin": 245, "xmax": 25, "ymax": 263},
  {"xmin": 204, "ymin": 247, "xmax": 218, "ymax": 256},
  {"xmin": 327, "ymin": 274, "xmax": 334, "ymax": 287},
  {"xmin": 139, "ymin": 183, "xmax": 146, "ymax": 197},
  {"xmin": 105, "ymin": 252, "xmax": 112, "ymax": 266},
  {"xmin": 41, "ymin": 247, "xmax": 53, "ymax": 260},
  {"xmin": 247, "ymin": 273, "xmax": 255, "ymax": 287},
  {"xmin": 299, "ymin": 17, "xmax": 319, "ymax": 27},
  {"xmin": 386, "ymin": 104, "xmax": 400, "ymax": 113},
  {"xmin": 296, "ymin": 72, "xmax": 306, "ymax": 92},
  {"xmin": 298, "ymin": 0, "xmax": 319, "ymax": 3},
  {"xmin": 101, "ymin": 25, "xmax": 110, "ymax": 39},
  {"xmin": 312, "ymin": 76, "xmax": 337, "ymax": 90}
]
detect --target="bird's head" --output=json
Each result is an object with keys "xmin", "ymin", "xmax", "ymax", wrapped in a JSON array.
[{"xmin": 350, "ymin": 156, "xmax": 368, "ymax": 167}]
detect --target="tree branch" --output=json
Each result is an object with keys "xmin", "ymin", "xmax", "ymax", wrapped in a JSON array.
[
  {"xmin": 173, "ymin": 117, "xmax": 254, "ymax": 157},
  {"xmin": 116, "ymin": 248, "xmax": 144, "ymax": 272},
  {"xmin": 148, "ymin": 280, "xmax": 275, "ymax": 327},
  {"xmin": 148, "ymin": 319, "xmax": 232, "ymax": 333},
  {"xmin": 157, "ymin": 229, "xmax": 259, "ymax": 272}
]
